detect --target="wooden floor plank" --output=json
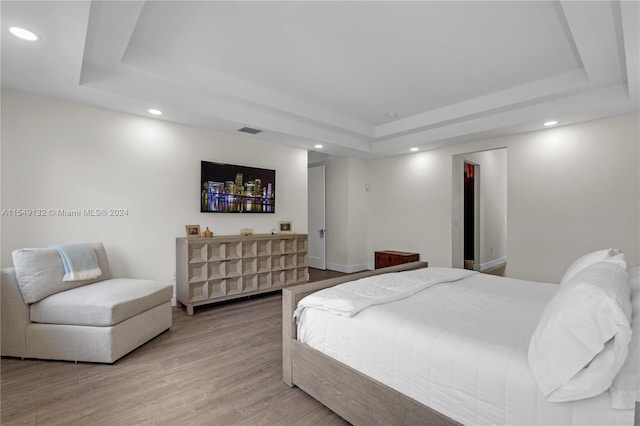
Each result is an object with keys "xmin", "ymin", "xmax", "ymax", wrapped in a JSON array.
[{"xmin": 1, "ymin": 293, "xmax": 349, "ymax": 426}]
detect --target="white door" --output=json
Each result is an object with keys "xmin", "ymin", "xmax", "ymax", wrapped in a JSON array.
[{"xmin": 308, "ymin": 165, "xmax": 326, "ymax": 269}]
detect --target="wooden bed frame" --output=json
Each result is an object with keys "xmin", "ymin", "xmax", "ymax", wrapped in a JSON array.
[{"xmin": 282, "ymin": 262, "xmax": 460, "ymax": 426}]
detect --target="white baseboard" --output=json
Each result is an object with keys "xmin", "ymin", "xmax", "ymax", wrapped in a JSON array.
[
  {"xmin": 479, "ymin": 256, "xmax": 507, "ymax": 272},
  {"xmin": 326, "ymin": 262, "xmax": 369, "ymax": 274}
]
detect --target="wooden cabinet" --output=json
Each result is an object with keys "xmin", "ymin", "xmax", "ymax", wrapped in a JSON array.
[
  {"xmin": 375, "ymin": 250, "xmax": 420, "ymax": 269},
  {"xmin": 176, "ymin": 234, "xmax": 308, "ymax": 315}
]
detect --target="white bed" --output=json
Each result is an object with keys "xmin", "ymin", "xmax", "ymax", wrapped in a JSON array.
[{"xmin": 290, "ymin": 265, "xmax": 639, "ymax": 425}]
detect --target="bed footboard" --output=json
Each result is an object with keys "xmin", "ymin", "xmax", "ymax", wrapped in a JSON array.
[
  {"xmin": 282, "ymin": 261, "xmax": 428, "ymax": 386},
  {"xmin": 281, "ymin": 261, "xmax": 460, "ymax": 425},
  {"xmin": 292, "ymin": 340, "xmax": 458, "ymax": 425}
]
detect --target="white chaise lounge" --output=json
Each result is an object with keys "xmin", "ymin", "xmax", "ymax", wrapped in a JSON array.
[{"xmin": 1, "ymin": 243, "xmax": 172, "ymax": 363}]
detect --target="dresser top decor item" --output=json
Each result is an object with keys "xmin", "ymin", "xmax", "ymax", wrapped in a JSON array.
[
  {"xmin": 185, "ymin": 225, "xmax": 201, "ymax": 238},
  {"xmin": 278, "ymin": 221, "xmax": 293, "ymax": 234}
]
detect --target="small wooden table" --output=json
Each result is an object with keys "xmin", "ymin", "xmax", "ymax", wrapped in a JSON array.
[{"xmin": 374, "ymin": 250, "xmax": 420, "ymax": 269}]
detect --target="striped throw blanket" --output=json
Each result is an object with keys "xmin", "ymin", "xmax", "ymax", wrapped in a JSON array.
[{"xmin": 51, "ymin": 244, "xmax": 102, "ymax": 282}]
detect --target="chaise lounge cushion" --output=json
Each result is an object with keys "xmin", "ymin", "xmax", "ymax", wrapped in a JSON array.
[
  {"xmin": 30, "ymin": 278, "xmax": 173, "ymax": 327},
  {"xmin": 12, "ymin": 243, "xmax": 112, "ymax": 303}
]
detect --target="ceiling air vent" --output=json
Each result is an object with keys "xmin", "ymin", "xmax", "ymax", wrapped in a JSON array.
[{"xmin": 238, "ymin": 126, "xmax": 262, "ymax": 134}]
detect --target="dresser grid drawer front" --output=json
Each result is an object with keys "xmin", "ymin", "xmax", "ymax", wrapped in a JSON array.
[{"xmin": 177, "ymin": 234, "xmax": 309, "ymax": 315}]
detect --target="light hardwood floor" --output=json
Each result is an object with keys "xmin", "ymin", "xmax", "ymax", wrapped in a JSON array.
[
  {"xmin": 2, "ymin": 266, "xmax": 502, "ymax": 425},
  {"xmin": 1, "ymin": 294, "xmax": 349, "ymax": 426}
]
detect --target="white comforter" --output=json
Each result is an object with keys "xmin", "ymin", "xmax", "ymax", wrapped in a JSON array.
[
  {"xmin": 296, "ymin": 268, "xmax": 635, "ymax": 425},
  {"xmin": 295, "ymin": 267, "xmax": 476, "ymax": 317}
]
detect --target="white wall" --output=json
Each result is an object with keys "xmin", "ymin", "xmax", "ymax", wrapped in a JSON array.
[
  {"xmin": 507, "ymin": 115, "xmax": 639, "ymax": 281},
  {"xmin": 346, "ymin": 157, "xmax": 368, "ymax": 270},
  {"xmin": 367, "ymin": 113, "xmax": 639, "ymax": 282},
  {"xmin": 3, "ymin": 91, "xmax": 637, "ymax": 285},
  {"xmin": 323, "ymin": 157, "xmax": 368, "ymax": 272},
  {"xmin": 1, "ymin": 91, "xmax": 308, "ymax": 290},
  {"xmin": 366, "ymin": 151, "xmax": 452, "ymax": 268},
  {"xmin": 325, "ymin": 158, "xmax": 349, "ymax": 269}
]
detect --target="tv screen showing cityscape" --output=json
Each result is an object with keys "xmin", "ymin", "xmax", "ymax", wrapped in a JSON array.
[{"xmin": 201, "ymin": 161, "xmax": 275, "ymax": 213}]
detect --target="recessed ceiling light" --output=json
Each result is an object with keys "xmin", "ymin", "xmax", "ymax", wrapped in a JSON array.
[
  {"xmin": 148, "ymin": 109, "xmax": 163, "ymax": 116},
  {"xmin": 410, "ymin": 147, "xmax": 419, "ymax": 152},
  {"xmin": 543, "ymin": 120, "xmax": 558, "ymax": 127},
  {"xmin": 385, "ymin": 112, "xmax": 398, "ymax": 118},
  {"xmin": 9, "ymin": 27, "xmax": 39, "ymax": 42},
  {"xmin": 314, "ymin": 144, "xmax": 323, "ymax": 149}
]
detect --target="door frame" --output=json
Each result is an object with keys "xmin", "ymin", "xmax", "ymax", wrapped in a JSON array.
[{"xmin": 452, "ymin": 156, "xmax": 481, "ymax": 270}]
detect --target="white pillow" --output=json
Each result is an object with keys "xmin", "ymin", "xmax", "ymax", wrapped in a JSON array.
[
  {"xmin": 560, "ymin": 248, "xmax": 625, "ymax": 285},
  {"xmin": 609, "ymin": 266, "xmax": 640, "ymax": 408},
  {"xmin": 529, "ymin": 261, "xmax": 632, "ymax": 402}
]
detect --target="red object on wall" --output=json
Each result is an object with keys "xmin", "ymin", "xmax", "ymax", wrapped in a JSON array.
[{"xmin": 465, "ymin": 163, "xmax": 475, "ymax": 178}]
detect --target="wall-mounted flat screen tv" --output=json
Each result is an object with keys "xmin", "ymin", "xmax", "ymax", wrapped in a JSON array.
[{"xmin": 201, "ymin": 161, "xmax": 275, "ymax": 213}]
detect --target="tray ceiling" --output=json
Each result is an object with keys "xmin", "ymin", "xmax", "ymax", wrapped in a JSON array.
[{"xmin": 2, "ymin": 1, "xmax": 638, "ymax": 159}]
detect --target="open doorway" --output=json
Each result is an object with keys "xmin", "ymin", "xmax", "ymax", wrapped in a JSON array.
[
  {"xmin": 463, "ymin": 162, "xmax": 479, "ymax": 270},
  {"xmin": 452, "ymin": 148, "xmax": 507, "ymax": 273}
]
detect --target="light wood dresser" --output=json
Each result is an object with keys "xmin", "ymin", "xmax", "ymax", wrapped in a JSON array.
[{"xmin": 176, "ymin": 234, "xmax": 309, "ymax": 315}]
